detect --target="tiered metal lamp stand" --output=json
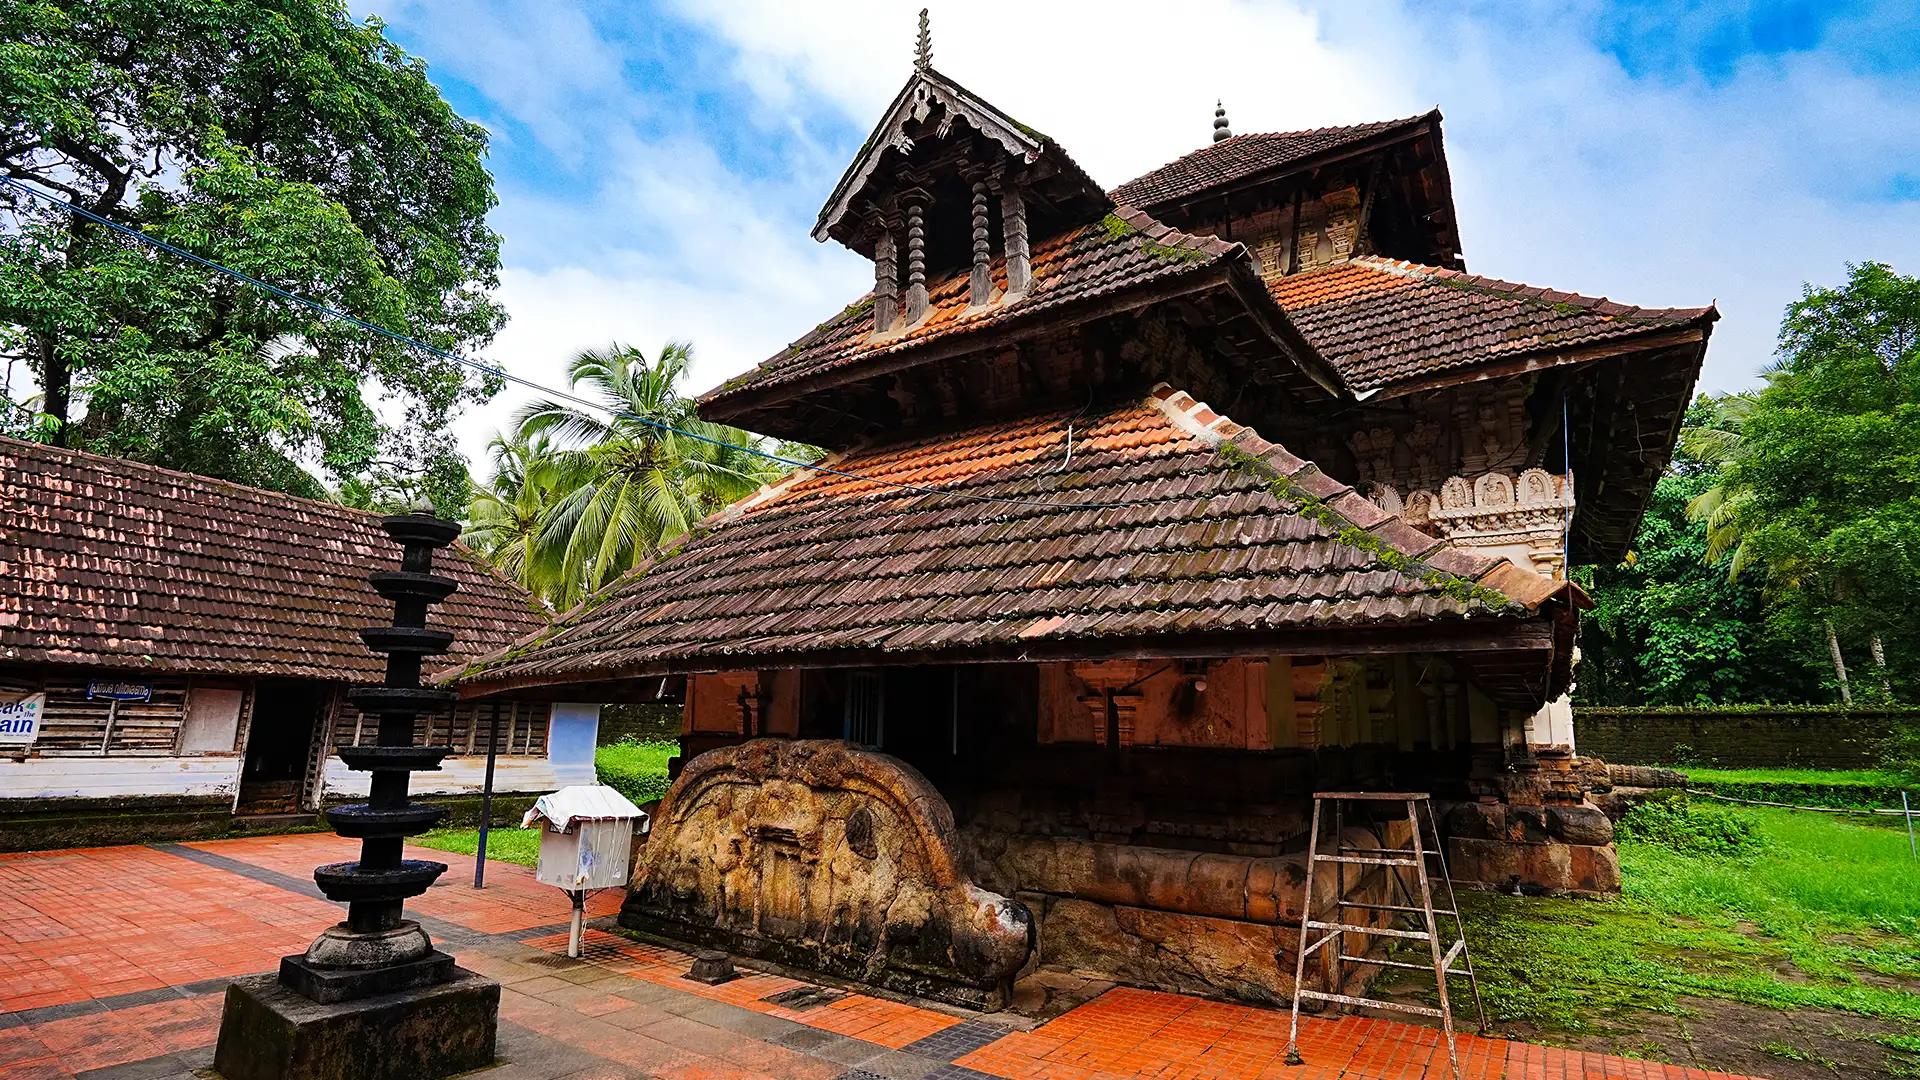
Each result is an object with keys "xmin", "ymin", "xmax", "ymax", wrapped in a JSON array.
[{"xmin": 214, "ymin": 510, "xmax": 500, "ymax": 1080}]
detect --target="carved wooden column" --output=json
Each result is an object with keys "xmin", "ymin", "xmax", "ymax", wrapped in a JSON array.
[
  {"xmin": 904, "ymin": 198, "xmax": 929, "ymax": 323},
  {"xmin": 1000, "ymin": 186, "xmax": 1030, "ymax": 296},
  {"xmin": 872, "ymin": 223, "xmax": 898, "ymax": 335},
  {"xmin": 968, "ymin": 179, "xmax": 992, "ymax": 306}
]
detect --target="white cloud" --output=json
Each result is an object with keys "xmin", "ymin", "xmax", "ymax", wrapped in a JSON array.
[
  {"xmin": 454, "ymin": 138, "xmax": 869, "ymax": 464},
  {"xmin": 371, "ymin": 0, "xmax": 625, "ymax": 162}
]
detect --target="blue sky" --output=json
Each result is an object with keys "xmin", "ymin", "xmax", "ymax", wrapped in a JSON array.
[{"xmin": 356, "ymin": 0, "xmax": 1920, "ymax": 464}]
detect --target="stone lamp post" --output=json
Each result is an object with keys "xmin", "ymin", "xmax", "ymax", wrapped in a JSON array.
[{"xmin": 215, "ymin": 510, "xmax": 499, "ymax": 1080}]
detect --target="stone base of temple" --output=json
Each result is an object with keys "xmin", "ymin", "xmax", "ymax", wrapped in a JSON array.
[
  {"xmin": 212, "ymin": 967, "xmax": 499, "ymax": 1080},
  {"xmin": 970, "ymin": 822, "xmax": 1414, "ymax": 1006},
  {"xmin": 1443, "ymin": 800, "xmax": 1620, "ymax": 896}
]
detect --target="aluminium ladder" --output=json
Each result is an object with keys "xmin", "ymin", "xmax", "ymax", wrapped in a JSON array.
[{"xmin": 1285, "ymin": 791, "xmax": 1487, "ymax": 1080}]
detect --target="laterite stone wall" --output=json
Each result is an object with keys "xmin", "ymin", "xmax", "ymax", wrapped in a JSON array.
[{"xmin": 1574, "ymin": 706, "xmax": 1919, "ymax": 768}]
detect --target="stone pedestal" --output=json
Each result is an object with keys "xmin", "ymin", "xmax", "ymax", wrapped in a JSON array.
[{"xmin": 213, "ymin": 969, "xmax": 498, "ymax": 1080}]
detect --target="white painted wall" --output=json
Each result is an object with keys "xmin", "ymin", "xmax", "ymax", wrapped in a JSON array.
[
  {"xmin": 0, "ymin": 755, "xmax": 242, "ymax": 801},
  {"xmin": 319, "ymin": 753, "xmax": 591, "ymax": 798}
]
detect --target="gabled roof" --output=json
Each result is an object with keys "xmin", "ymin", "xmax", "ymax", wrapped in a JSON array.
[
  {"xmin": 1110, "ymin": 112, "xmax": 1437, "ymax": 210},
  {"xmin": 711, "ymin": 211, "xmax": 1231, "ymax": 407},
  {"xmin": 0, "ymin": 436, "xmax": 549, "ymax": 681},
  {"xmin": 814, "ymin": 65, "xmax": 1107, "ymax": 257},
  {"xmin": 1272, "ymin": 256, "xmax": 1718, "ymax": 395},
  {"xmin": 701, "ymin": 208, "xmax": 1343, "ymax": 436},
  {"xmin": 454, "ymin": 388, "xmax": 1577, "ymax": 707}
]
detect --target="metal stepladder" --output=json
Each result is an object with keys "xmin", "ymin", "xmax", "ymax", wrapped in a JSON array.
[{"xmin": 1286, "ymin": 791, "xmax": 1487, "ymax": 1080}]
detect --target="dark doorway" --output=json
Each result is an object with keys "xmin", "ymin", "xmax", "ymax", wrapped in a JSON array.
[{"xmin": 237, "ymin": 679, "xmax": 330, "ymax": 814}]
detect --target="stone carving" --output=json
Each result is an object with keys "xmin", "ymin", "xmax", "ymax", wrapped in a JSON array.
[
  {"xmin": 1373, "ymin": 468, "xmax": 1574, "ymax": 577},
  {"xmin": 1347, "ymin": 426, "xmax": 1396, "ymax": 481},
  {"xmin": 1403, "ymin": 489, "xmax": 1434, "ymax": 525},
  {"xmin": 621, "ymin": 739, "xmax": 1033, "ymax": 1009},
  {"xmin": 1327, "ymin": 209, "xmax": 1358, "ymax": 258},
  {"xmin": 1473, "ymin": 472, "xmax": 1514, "ymax": 510},
  {"xmin": 1293, "ymin": 227, "xmax": 1318, "ymax": 271}
]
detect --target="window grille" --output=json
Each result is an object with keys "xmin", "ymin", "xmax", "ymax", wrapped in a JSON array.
[{"xmin": 332, "ymin": 699, "xmax": 549, "ymax": 756}]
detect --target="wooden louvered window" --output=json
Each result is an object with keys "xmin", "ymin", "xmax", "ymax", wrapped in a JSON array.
[
  {"xmin": 843, "ymin": 671, "xmax": 884, "ymax": 749},
  {"xmin": 332, "ymin": 699, "xmax": 550, "ymax": 757},
  {"xmin": 13, "ymin": 675, "xmax": 193, "ymax": 756}
]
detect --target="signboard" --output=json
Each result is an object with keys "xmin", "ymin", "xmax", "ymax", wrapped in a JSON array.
[
  {"xmin": 0, "ymin": 694, "xmax": 45, "ymax": 746},
  {"xmin": 87, "ymin": 680, "xmax": 151, "ymax": 702}
]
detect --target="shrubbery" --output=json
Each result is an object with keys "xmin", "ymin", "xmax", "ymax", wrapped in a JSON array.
[
  {"xmin": 595, "ymin": 737, "xmax": 677, "ymax": 807},
  {"xmin": 1616, "ymin": 799, "xmax": 1762, "ymax": 857}
]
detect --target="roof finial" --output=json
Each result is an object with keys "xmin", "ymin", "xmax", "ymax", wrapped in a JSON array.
[
  {"xmin": 914, "ymin": 8, "xmax": 932, "ymax": 71},
  {"xmin": 1212, "ymin": 100, "xmax": 1232, "ymax": 143}
]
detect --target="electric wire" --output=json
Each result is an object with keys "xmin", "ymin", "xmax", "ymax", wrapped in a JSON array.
[{"xmin": 0, "ymin": 174, "xmax": 1126, "ymax": 512}]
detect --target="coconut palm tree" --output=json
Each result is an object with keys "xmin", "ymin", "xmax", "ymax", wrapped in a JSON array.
[
  {"xmin": 513, "ymin": 342, "xmax": 782, "ymax": 610},
  {"xmin": 465, "ymin": 430, "xmax": 568, "ymax": 601}
]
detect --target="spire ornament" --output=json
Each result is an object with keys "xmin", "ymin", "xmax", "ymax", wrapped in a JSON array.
[
  {"xmin": 1213, "ymin": 100, "xmax": 1232, "ymax": 143},
  {"xmin": 915, "ymin": 8, "xmax": 932, "ymax": 71}
]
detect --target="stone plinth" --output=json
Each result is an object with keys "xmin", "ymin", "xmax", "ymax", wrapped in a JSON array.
[
  {"xmin": 1444, "ymin": 799, "xmax": 1620, "ymax": 895},
  {"xmin": 213, "ymin": 969, "xmax": 499, "ymax": 1080}
]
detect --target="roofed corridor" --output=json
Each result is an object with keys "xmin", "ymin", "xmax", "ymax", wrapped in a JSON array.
[{"xmin": 0, "ymin": 834, "xmax": 1759, "ymax": 1080}]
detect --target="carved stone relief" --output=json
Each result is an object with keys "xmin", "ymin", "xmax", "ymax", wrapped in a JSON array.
[
  {"xmin": 621, "ymin": 739, "xmax": 1034, "ymax": 1009},
  {"xmin": 1373, "ymin": 468, "xmax": 1574, "ymax": 578}
]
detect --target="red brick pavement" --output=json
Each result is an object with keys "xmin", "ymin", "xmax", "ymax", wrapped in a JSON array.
[
  {"xmin": 0, "ymin": 843, "xmax": 336, "ymax": 1013},
  {"xmin": 185, "ymin": 832, "xmax": 624, "ymax": 933},
  {"xmin": 0, "ymin": 835, "xmax": 1766, "ymax": 1080}
]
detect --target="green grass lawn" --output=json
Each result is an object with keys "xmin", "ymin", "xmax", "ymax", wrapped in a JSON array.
[
  {"xmin": 416, "ymin": 823, "xmax": 541, "ymax": 867},
  {"xmin": 594, "ymin": 739, "xmax": 676, "ymax": 806},
  {"xmin": 1434, "ymin": 800, "xmax": 1920, "ymax": 1075},
  {"xmin": 1681, "ymin": 766, "xmax": 1912, "ymax": 788},
  {"xmin": 413, "ymin": 739, "xmax": 677, "ymax": 869},
  {"xmin": 1666, "ymin": 764, "xmax": 1920, "ymax": 813}
]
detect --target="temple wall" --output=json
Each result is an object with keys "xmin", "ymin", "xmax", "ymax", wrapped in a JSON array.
[
  {"xmin": 666, "ymin": 652, "xmax": 1617, "ymax": 1004},
  {"xmin": 1033, "ymin": 657, "xmax": 1475, "ymax": 754}
]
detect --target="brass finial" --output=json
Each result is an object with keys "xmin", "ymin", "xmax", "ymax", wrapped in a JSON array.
[
  {"xmin": 1213, "ymin": 100, "xmax": 1232, "ymax": 143},
  {"xmin": 915, "ymin": 8, "xmax": 932, "ymax": 70}
]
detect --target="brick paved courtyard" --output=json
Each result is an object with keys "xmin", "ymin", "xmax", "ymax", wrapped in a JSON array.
[{"xmin": 0, "ymin": 835, "xmax": 1761, "ymax": 1080}]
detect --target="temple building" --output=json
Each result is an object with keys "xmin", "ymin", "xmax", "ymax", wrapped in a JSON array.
[
  {"xmin": 0, "ymin": 436, "xmax": 585, "ymax": 851},
  {"xmin": 453, "ymin": 30, "xmax": 1712, "ymax": 1010}
]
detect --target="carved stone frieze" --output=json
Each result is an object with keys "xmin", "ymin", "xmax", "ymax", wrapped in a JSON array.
[{"xmin": 1375, "ymin": 468, "xmax": 1574, "ymax": 578}]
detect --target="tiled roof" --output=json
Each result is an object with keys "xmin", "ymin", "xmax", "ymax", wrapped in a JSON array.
[
  {"xmin": 1109, "ymin": 114, "xmax": 1435, "ymax": 209},
  {"xmin": 0, "ymin": 436, "xmax": 549, "ymax": 681},
  {"xmin": 1272, "ymin": 256, "xmax": 1717, "ymax": 393},
  {"xmin": 456, "ymin": 388, "xmax": 1567, "ymax": 694},
  {"xmin": 701, "ymin": 210, "xmax": 1239, "ymax": 414}
]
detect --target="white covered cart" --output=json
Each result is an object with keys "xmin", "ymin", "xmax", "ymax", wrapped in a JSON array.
[{"xmin": 522, "ymin": 784, "xmax": 648, "ymax": 956}]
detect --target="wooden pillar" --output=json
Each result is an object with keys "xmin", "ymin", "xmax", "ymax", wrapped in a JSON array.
[
  {"xmin": 905, "ymin": 200, "xmax": 929, "ymax": 323},
  {"xmin": 872, "ymin": 226, "xmax": 898, "ymax": 335},
  {"xmin": 969, "ymin": 179, "xmax": 992, "ymax": 306},
  {"xmin": 1000, "ymin": 187, "xmax": 1030, "ymax": 296}
]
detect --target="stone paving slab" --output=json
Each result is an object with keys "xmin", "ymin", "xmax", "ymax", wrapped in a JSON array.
[{"xmin": 0, "ymin": 835, "xmax": 1761, "ymax": 1080}]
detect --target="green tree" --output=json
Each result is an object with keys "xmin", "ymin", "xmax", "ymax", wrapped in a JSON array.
[
  {"xmin": 1706, "ymin": 262, "xmax": 1920, "ymax": 703},
  {"xmin": 0, "ymin": 0, "xmax": 504, "ymax": 506},
  {"xmin": 512, "ymin": 342, "xmax": 782, "ymax": 609},
  {"xmin": 1576, "ymin": 397, "xmax": 1822, "ymax": 705},
  {"xmin": 464, "ymin": 430, "xmax": 567, "ymax": 601}
]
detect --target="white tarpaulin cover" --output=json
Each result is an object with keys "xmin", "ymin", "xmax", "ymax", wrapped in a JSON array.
[{"xmin": 521, "ymin": 784, "xmax": 646, "ymax": 832}]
